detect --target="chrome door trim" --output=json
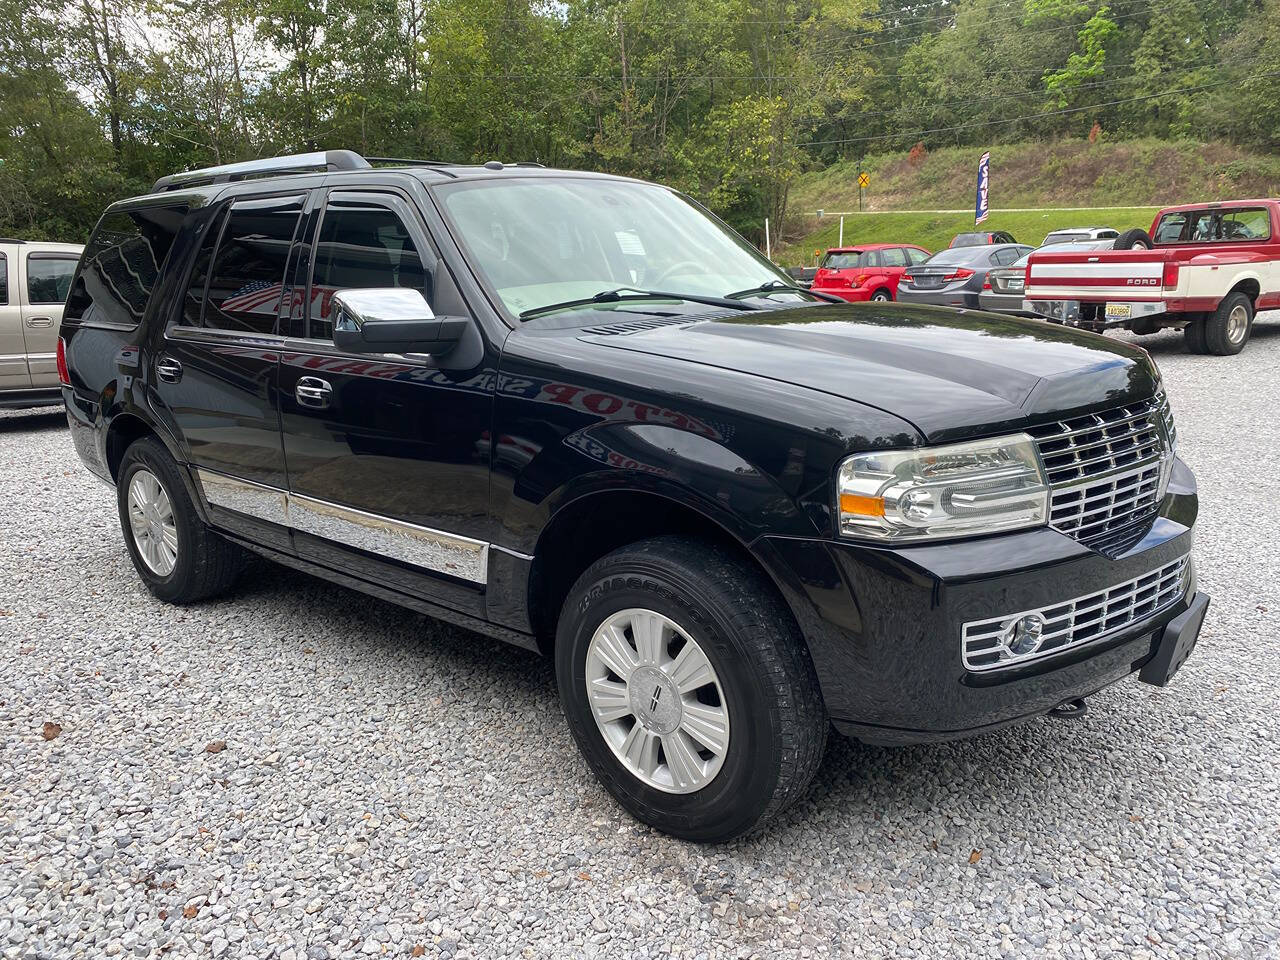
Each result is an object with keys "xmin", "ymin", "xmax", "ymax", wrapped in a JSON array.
[
  {"xmin": 288, "ymin": 493, "xmax": 488, "ymax": 583},
  {"xmin": 194, "ymin": 468, "xmax": 489, "ymax": 584},
  {"xmin": 198, "ymin": 469, "xmax": 290, "ymax": 526}
]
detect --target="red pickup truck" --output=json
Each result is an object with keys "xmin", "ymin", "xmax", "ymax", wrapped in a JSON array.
[{"xmin": 1024, "ymin": 199, "xmax": 1280, "ymax": 355}]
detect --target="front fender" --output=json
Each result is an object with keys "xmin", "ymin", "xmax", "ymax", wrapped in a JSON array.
[{"xmin": 541, "ymin": 420, "xmax": 823, "ymax": 546}]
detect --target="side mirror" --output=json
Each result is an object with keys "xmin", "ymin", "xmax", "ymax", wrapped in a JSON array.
[{"xmin": 330, "ymin": 288, "xmax": 468, "ymax": 356}]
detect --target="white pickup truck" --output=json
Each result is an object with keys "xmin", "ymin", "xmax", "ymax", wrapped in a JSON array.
[{"xmin": 1024, "ymin": 199, "xmax": 1280, "ymax": 355}]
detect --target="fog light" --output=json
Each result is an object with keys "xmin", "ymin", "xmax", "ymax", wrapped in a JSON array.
[{"xmin": 1000, "ymin": 614, "xmax": 1045, "ymax": 658}]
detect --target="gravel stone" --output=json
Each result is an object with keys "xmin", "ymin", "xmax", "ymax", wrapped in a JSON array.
[{"xmin": 2, "ymin": 323, "xmax": 1280, "ymax": 958}]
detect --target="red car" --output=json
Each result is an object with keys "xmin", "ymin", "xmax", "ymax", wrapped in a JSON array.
[{"xmin": 811, "ymin": 243, "xmax": 932, "ymax": 302}]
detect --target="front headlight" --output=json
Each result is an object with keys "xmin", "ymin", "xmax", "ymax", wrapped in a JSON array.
[{"xmin": 837, "ymin": 433, "xmax": 1050, "ymax": 542}]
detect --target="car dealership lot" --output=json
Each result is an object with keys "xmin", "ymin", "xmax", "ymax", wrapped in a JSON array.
[{"xmin": 2, "ymin": 324, "xmax": 1279, "ymax": 959}]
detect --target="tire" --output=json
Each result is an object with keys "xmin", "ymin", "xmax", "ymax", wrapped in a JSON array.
[
  {"xmin": 554, "ymin": 536, "xmax": 828, "ymax": 842},
  {"xmin": 1204, "ymin": 291, "xmax": 1254, "ymax": 356},
  {"xmin": 1114, "ymin": 228, "xmax": 1153, "ymax": 250},
  {"xmin": 1129, "ymin": 317, "xmax": 1158, "ymax": 336},
  {"xmin": 870, "ymin": 289, "xmax": 892, "ymax": 302},
  {"xmin": 117, "ymin": 437, "xmax": 245, "ymax": 603},
  {"xmin": 1184, "ymin": 316, "xmax": 1209, "ymax": 354}
]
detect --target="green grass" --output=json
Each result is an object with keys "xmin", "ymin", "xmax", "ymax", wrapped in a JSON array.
[
  {"xmin": 776, "ymin": 136, "xmax": 1280, "ymax": 266},
  {"xmin": 779, "ymin": 207, "xmax": 1161, "ymax": 265}
]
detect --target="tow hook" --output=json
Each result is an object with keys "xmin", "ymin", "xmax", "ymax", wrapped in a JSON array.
[{"xmin": 1048, "ymin": 697, "xmax": 1088, "ymax": 719}]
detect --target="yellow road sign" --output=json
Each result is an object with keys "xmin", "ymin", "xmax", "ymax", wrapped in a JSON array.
[{"xmin": 858, "ymin": 172, "xmax": 870, "ymax": 188}]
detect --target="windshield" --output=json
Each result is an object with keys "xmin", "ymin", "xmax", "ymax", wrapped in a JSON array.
[{"xmin": 438, "ymin": 177, "xmax": 794, "ymax": 318}]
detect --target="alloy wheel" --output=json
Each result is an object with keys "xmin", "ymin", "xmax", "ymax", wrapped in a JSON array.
[
  {"xmin": 127, "ymin": 469, "xmax": 178, "ymax": 576},
  {"xmin": 584, "ymin": 608, "xmax": 730, "ymax": 793}
]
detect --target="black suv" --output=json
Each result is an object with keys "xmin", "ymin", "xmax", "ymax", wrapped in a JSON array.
[{"xmin": 60, "ymin": 151, "xmax": 1208, "ymax": 841}]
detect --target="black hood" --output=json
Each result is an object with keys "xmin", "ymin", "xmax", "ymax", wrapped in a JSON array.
[{"xmin": 577, "ymin": 302, "xmax": 1160, "ymax": 444}]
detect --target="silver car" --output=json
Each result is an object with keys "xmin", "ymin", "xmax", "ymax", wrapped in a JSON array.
[
  {"xmin": 897, "ymin": 243, "xmax": 1033, "ymax": 309},
  {"xmin": 1, "ymin": 239, "xmax": 83, "ymax": 408}
]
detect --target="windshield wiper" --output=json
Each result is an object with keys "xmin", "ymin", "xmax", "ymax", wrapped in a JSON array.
[
  {"xmin": 725, "ymin": 279, "xmax": 843, "ymax": 304},
  {"xmin": 519, "ymin": 287, "xmax": 759, "ymax": 320},
  {"xmin": 725, "ymin": 279, "xmax": 802, "ymax": 299}
]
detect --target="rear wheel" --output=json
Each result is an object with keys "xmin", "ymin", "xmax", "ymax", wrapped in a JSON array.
[
  {"xmin": 117, "ymin": 437, "xmax": 245, "ymax": 603},
  {"xmin": 1184, "ymin": 316, "xmax": 1209, "ymax": 354},
  {"xmin": 555, "ymin": 536, "xmax": 827, "ymax": 842},
  {"xmin": 871, "ymin": 289, "xmax": 892, "ymax": 302},
  {"xmin": 1204, "ymin": 291, "xmax": 1253, "ymax": 356}
]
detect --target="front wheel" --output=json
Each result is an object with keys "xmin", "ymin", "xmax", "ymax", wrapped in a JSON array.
[
  {"xmin": 555, "ymin": 536, "xmax": 827, "ymax": 842},
  {"xmin": 117, "ymin": 437, "xmax": 245, "ymax": 603}
]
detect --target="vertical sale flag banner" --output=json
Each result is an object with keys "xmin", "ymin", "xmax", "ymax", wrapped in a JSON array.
[{"xmin": 974, "ymin": 151, "xmax": 990, "ymax": 225}]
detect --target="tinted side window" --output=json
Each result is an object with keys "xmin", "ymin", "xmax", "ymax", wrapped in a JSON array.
[
  {"xmin": 0, "ymin": 253, "xmax": 7, "ymax": 305},
  {"xmin": 65, "ymin": 205, "xmax": 186, "ymax": 326},
  {"xmin": 203, "ymin": 195, "xmax": 304, "ymax": 335},
  {"xmin": 27, "ymin": 256, "xmax": 78, "ymax": 304},
  {"xmin": 308, "ymin": 195, "xmax": 427, "ymax": 340},
  {"xmin": 881, "ymin": 247, "xmax": 908, "ymax": 267},
  {"xmin": 182, "ymin": 208, "xmax": 227, "ymax": 327},
  {"xmin": 858, "ymin": 250, "xmax": 883, "ymax": 268}
]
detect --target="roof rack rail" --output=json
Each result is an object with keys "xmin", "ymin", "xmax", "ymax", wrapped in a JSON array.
[
  {"xmin": 0, "ymin": 237, "xmax": 27, "ymax": 244},
  {"xmin": 363, "ymin": 156, "xmax": 452, "ymax": 167},
  {"xmin": 151, "ymin": 150, "xmax": 371, "ymax": 193}
]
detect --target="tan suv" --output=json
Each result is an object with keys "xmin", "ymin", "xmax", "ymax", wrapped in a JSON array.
[{"xmin": 1, "ymin": 238, "xmax": 84, "ymax": 408}]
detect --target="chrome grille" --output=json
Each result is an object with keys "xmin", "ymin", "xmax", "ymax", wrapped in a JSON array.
[
  {"xmin": 962, "ymin": 554, "xmax": 1189, "ymax": 671},
  {"xmin": 1029, "ymin": 393, "xmax": 1173, "ymax": 553}
]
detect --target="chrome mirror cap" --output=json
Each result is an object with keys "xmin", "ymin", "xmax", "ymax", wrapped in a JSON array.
[{"xmin": 331, "ymin": 288, "xmax": 435, "ymax": 333}]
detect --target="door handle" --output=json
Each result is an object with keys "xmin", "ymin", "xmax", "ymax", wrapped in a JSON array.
[
  {"xmin": 25, "ymin": 316, "xmax": 53, "ymax": 328},
  {"xmin": 156, "ymin": 357, "xmax": 183, "ymax": 383},
  {"xmin": 295, "ymin": 376, "xmax": 333, "ymax": 409}
]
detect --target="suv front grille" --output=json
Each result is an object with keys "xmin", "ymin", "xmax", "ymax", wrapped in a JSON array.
[
  {"xmin": 1028, "ymin": 393, "xmax": 1174, "ymax": 554},
  {"xmin": 962, "ymin": 554, "xmax": 1190, "ymax": 671}
]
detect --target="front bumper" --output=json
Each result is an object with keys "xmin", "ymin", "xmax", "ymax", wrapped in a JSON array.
[{"xmin": 756, "ymin": 457, "xmax": 1201, "ymax": 744}]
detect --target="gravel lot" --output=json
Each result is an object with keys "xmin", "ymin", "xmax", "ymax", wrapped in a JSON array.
[{"xmin": 3, "ymin": 323, "xmax": 1279, "ymax": 960}]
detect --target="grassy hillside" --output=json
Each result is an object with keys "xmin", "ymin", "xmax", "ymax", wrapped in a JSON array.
[{"xmin": 778, "ymin": 137, "xmax": 1280, "ymax": 265}]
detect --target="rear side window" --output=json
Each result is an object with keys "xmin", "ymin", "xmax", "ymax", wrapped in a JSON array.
[
  {"xmin": 860, "ymin": 250, "xmax": 883, "ymax": 268},
  {"xmin": 202, "ymin": 195, "xmax": 304, "ymax": 335},
  {"xmin": 65, "ymin": 205, "xmax": 186, "ymax": 327},
  {"xmin": 26, "ymin": 256, "xmax": 78, "ymax": 304},
  {"xmin": 1154, "ymin": 213, "xmax": 1188, "ymax": 244}
]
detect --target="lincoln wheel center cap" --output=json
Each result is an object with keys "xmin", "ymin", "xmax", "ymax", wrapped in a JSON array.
[{"xmin": 629, "ymin": 665, "xmax": 682, "ymax": 735}]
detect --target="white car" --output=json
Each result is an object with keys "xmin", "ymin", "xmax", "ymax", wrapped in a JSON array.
[
  {"xmin": 1041, "ymin": 226, "xmax": 1119, "ymax": 246},
  {"xmin": 0, "ymin": 238, "xmax": 83, "ymax": 408}
]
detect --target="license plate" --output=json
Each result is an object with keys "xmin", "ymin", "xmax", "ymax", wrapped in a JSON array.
[
  {"xmin": 1105, "ymin": 302, "xmax": 1132, "ymax": 320},
  {"xmin": 1139, "ymin": 593, "xmax": 1209, "ymax": 687},
  {"xmin": 1008, "ymin": 279, "xmax": 1024, "ymax": 292}
]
